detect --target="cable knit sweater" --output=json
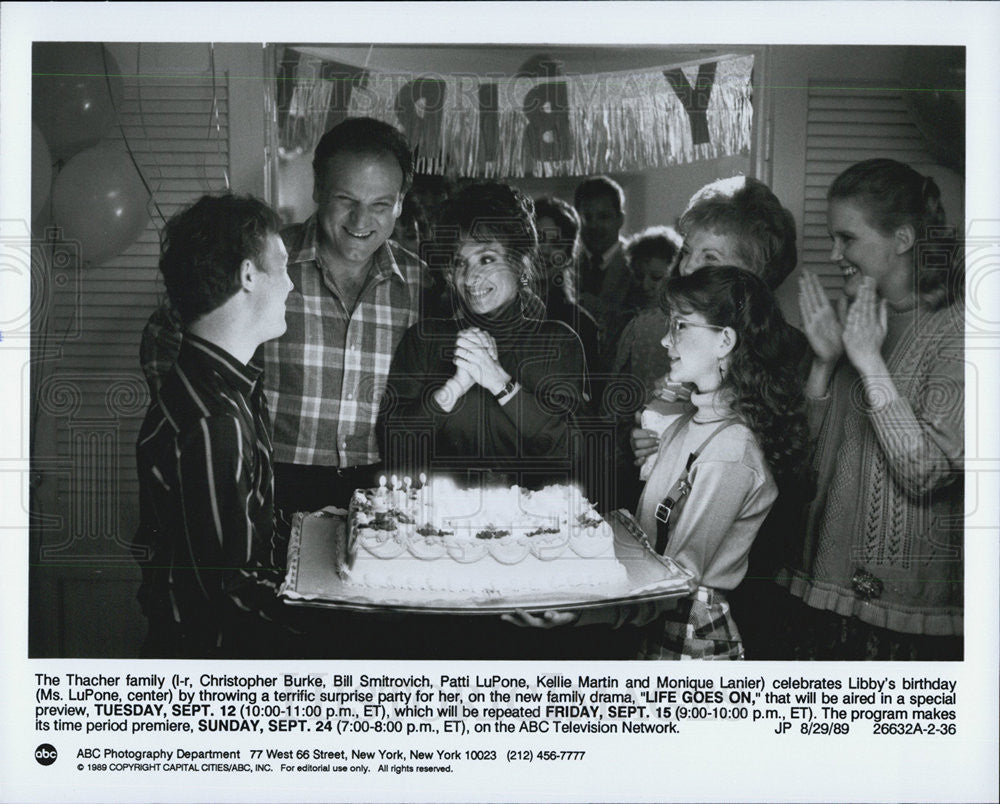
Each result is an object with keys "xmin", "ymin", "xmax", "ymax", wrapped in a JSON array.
[{"xmin": 778, "ymin": 300, "xmax": 964, "ymax": 636}]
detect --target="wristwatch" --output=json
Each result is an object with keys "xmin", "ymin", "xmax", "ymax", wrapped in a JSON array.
[{"xmin": 494, "ymin": 379, "xmax": 520, "ymax": 405}]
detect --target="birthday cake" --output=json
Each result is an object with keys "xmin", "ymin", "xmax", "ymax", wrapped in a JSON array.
[{"xmin": 340, "ymin": 477, "xmax": 629, "ymax": 601}]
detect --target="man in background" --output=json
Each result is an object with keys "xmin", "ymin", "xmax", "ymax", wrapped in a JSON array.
[{"xmin": 573, "ymin": 175, "xmax": 636, "ymax": 372}]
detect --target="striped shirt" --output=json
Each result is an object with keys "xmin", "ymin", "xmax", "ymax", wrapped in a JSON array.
[
  {"xmin": 134, "ymin": 333, "xmax": 292, "ymax": 654},
  {"xmin": 261, "ymin": 216, "xmax": 426, "ymax": 467},
  {"xmin": 139, "ymin": 299, "xmax": 184, "ymax": 404}
]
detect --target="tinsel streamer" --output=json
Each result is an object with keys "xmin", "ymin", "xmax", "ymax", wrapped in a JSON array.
[
  {"xmin": 339, "ymin": 54, "xmax": 753, "ymax": 177},
  {"xmin": 280, "ymin": 55, "xmax": 334, "ymax": 158},
  {"xmin": 209, "ymin": 43, "xmax": 230, "ymax": 190}
]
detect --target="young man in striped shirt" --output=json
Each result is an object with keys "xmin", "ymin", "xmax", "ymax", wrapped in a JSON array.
[{"xmin": 134, "ymin": 194, "xmax": 298, "ymax": 657}]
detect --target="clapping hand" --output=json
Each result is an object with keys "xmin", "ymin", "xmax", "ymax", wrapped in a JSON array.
[
  {"xmin": 798, "ymin": 270, "xmax": 847, "ymax": 365},
  {"xmin": 454, "ymin": 328, "xmax": 510, "ymax": 396},
  {"xmin": 842, "ymin": 278, "xmax": 888, "ymax": 375}
]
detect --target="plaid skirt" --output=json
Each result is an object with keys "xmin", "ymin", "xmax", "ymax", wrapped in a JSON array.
[{"xmin": 639, "ymin": 586, "xmax": 744, "ymax": 660}]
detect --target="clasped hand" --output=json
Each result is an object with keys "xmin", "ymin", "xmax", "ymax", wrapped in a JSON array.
[
  {"xmin": 799, "ymin": 272, "xmax": 888, "ymax": 374},
  {"xmin": 452, "ymin": 328, "xmax": 510, "ymax": 396}
]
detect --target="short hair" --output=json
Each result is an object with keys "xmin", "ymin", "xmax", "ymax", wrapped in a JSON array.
[
  {"xmin": 679, "ymin": 176, "xmax": 797, "ymax": 291},
  {"xmin": 432, "ymin": 181, "xmax": 539, "ymax": 278},
  {"xmin": 828, "ymin": 158, "xmax": 958, "ymax": 310},
  {"xmin": 312, "ymin": 116, "xmax": 414, "ymax": 196},
  {"xmin": 159, "ymin": 194, "xmax": 281, "ymax": 325},
  {"xmin": 573, "ymin": 176, "xmax": 626, "ymax": 216},
  {"xmin": 533, "ymin": 196, "xmax": 581, "ymax": 243},
  {"xmin": 625, "ymin": 226, "xmax": 683, "ymax": 273}
]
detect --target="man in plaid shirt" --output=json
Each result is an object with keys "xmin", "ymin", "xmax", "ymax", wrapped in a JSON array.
[{"xmin": 262, "ymin": 117, "xmax": 427, "ymax": 514}]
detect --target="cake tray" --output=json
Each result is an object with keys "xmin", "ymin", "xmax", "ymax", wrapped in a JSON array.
[{"xmin": 278, "ymin": 509, "xmax": 694, "ymax": 614}]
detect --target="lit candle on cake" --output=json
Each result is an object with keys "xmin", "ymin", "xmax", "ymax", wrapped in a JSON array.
[
  {"xmin": 375, "ymin": 476, "xmax": 388, "ymax": 520},
  {"xmin": 391, "ymin": 475, "xmax": 406, "ymax": 509},
  {"xmin": 373, "ymin": 491, "xmax": 388, "ymax": 522},
  {"xmin": 418, "ymin": 473, "xmax": 431, "ymax": 525}
]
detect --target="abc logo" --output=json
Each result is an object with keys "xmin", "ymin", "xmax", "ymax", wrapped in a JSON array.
[{"xmin": 35, "ymin": 744, "xmax": 57, "ymax": 766}]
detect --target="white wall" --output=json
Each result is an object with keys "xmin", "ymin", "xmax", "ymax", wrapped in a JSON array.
[{"xmin": 766, "ymin": 45, "xmax": 964, "ymax": 322}]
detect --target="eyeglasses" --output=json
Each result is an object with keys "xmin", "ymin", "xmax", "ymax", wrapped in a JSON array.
[{"xmin": 665, "ymin": 318, "xmax": 727, "ymax": 339}]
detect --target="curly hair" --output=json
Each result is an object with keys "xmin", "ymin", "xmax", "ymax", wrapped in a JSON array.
[
  {"xmin": 159, "ymin": 194, "xmax": 281, "ymax": 325},
  {"xmin": 625, "ymin": 225, "xmax": 683, "ymax": 273},
  {"xmin": 428, "ymin": 181, "xmax": 545, "ymax": 322},
  {"xmin": 432, "ymin": 181, "xmax": 540, "ymax": 283},
  {"xmin": 828, "ymin": 158, "xmax": 961, "ymax": 311},
  {"xmin": 679, "ymin": 177, "xmax": 797, "ymax": 291},
  {"xmin": 662, "ymin": 265, "xmax": 812, "ymax": 491},
  {"xmin": 533, "ymin": 196, "xmax": 580, "ymax": 245}
]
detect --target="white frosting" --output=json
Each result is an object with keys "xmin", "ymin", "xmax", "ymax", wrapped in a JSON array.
[{"xmin": 345, "ymin": 482, "xmax": 628, "ymax": 598}]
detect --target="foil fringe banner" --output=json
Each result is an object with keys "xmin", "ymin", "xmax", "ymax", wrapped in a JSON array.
[{"xmin": 279, "ymin": 53, "xmax": 753, "ymax": 177}]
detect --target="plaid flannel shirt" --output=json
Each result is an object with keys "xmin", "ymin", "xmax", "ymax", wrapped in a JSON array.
[{"xmin": 261, "ymin": 216, "xmax": 426, "ymax": 467}]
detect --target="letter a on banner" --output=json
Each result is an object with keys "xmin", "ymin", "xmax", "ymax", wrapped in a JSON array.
[{"xmin": 664, "ymin": 62, "xmax": 718, "ymax": 145}]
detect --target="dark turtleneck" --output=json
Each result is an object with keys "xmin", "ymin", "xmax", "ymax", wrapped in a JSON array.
[{"xmin": 377, "ymin": 291, "xmax": 588, "ymax": 489}]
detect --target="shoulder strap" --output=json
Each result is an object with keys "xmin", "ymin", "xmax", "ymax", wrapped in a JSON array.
[
  {"xmin": 655, "ymin": 408, "xmax": 697, "ymax": 452},
  {"xmin": 654, "ymin": 417, "xmax": 741, "ymax": 555},
  {"xmin": 690, "ymin": 418, "xmax": 742, "ymax": 460}
]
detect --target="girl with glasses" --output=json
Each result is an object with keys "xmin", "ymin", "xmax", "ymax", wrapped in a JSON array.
[
  {"xmin": 629, "ymin": 176, "xmax": 811, "ymax": 659},
  {"xmin": 511, "ymin": 265, "xmax": 811, "ymax": 659}
]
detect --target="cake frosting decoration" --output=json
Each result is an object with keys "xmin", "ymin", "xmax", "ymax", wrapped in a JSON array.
[{"xmin": 341, "ymin": 477, "xmax": 628, "ymax": 600}]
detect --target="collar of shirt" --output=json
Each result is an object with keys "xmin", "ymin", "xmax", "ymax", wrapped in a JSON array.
[
  {"xmin": 689, "ymin": 387, "xmax": 738, "ymax": 424},
  {"xmin": 180, "ymin": 332, "xmax": 263, "ymax": 396},
  {"xmin": 287, "ymin": 214, "xmax": 407, "ymax": 290}
]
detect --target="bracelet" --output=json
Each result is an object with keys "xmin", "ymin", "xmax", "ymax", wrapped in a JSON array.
[{"xmin": 494, "ymin": 380, "xmax": 520, "ymax": 406}]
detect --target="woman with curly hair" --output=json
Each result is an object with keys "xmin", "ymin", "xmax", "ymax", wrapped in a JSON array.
[
  {"xmin": 781, "ymin": 158, "xmax": 964, "ymax": 660},
  {"xmin": 512, "ymin": 265, "xmax": 811, "ymax": 659},
  {"xmin": 379, "ymin": 180, "xmax": 588, "ymax": 492},
  {"xmin": 379, "ymin": 182, "xmax": 602, "ymax": 659}
]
